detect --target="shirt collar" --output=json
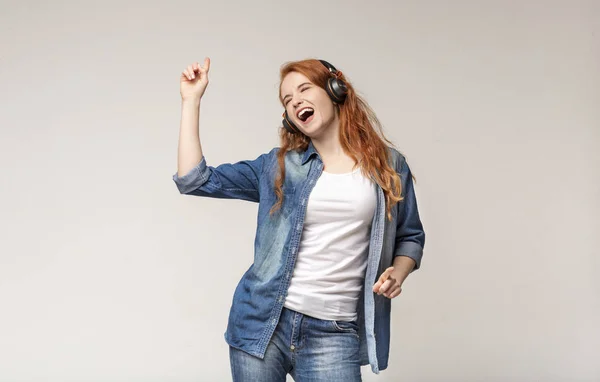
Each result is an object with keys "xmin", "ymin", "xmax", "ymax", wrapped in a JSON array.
[{"xmin": 301, "ymin": 140, "xmax": 320, "ymax": 165}]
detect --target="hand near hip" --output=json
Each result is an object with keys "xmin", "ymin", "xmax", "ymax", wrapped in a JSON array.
[{"xmin": 372, "ymin": 267, "xmax": 403, "ymax": 299}]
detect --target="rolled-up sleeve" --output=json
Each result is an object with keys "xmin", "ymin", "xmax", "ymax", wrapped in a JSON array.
[
  {"xmin": 173, "ymin": 156, "xmax": 212, "ymax": 194},
  {"xmin": 172, "ymin": 149, "xmax": 273, "ymax": 202},
  {"xmin": 394, "ymin": 158, "xmax": 426, "ymax": 270}
]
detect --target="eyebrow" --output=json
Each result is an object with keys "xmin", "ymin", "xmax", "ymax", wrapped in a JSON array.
[{"xmin": 282, "ymin": 82, "xmax": 311, "ymax": 103}]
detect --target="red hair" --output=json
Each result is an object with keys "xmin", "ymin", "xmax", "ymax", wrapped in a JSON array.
[{"xmin": 271, "ymin": 58, "xmax": 403, "ymax": 220}]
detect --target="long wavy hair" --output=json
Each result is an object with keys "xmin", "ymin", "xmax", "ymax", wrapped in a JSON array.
[{"xmin": 270, "ymin": 58, "xmax": 404, "ymax": 220}]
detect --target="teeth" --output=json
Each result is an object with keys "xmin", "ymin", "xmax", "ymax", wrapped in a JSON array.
[{"xmin": 298, "ymin": 108, "xmax": 314, "ymax": 119}]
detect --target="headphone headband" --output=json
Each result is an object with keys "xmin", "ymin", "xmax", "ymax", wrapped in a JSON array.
[{"xmin": 319, "ymin": 59, "xmax": 338, "ymax": 74}]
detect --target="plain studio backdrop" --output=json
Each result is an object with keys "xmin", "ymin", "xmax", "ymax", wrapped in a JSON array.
[{"xmin": 0, "ymin": 1, "xmax": 598, "ymax": 381}]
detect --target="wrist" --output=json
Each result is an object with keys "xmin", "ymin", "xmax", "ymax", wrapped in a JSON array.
[
  {"xmin": 182, "ymin": 97, "xmax": 201, "ymax": 107},
  {"xmin": 392, "ymin": 256, "xmax": 415, "ymax": 282}
]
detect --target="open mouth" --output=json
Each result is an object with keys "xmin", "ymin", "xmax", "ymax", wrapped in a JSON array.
[{"xmin": 296, "ymin": 107, "xmax": 315, "ymax": 124}]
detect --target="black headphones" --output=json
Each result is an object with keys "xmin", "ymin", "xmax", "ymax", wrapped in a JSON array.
[{"xmin": 282, "ymin": 59, "xmax": 348, "ymax": 134}]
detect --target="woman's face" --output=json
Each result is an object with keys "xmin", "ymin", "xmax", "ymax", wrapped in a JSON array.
[{"xmin": 280, "ymin": 71, "xmax": 338, "ymax": 138}]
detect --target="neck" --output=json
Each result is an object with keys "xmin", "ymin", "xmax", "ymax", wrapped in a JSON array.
[{"xmin": 310, "ymin": 117, "xmax": 345, "ymax": 162}]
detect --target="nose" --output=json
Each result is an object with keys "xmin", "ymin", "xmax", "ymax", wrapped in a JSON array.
[{"xmin": 292, "ymin": 94, "xmax": 303, "ymax": 109}]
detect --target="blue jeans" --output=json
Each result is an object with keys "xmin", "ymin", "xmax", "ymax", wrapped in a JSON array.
[{"xmin": 229, "ymin": 307, "xmax": 362, "ymax": 381}]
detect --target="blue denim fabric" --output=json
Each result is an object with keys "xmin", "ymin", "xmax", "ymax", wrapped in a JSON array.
[
  {"xmin": 173, "ymin": 142, "xmax": 425, "ymax": 374},
  {"xmin": 229, "ymin": 306, "xmax": 362, "ymax": 381}
]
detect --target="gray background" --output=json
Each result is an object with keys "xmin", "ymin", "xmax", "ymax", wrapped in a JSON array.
[{"xmin": 1, "ymin": 0, "xmax": 598, "ymax": 381}]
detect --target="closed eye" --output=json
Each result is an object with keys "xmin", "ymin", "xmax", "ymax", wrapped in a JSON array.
[
  {"xmin": 287, "ymin": 86, "xmax": 309, "ymax": 104},
  {"xmin": 283, "ymin": 84, "xmax": 312, "ymax": 105}
]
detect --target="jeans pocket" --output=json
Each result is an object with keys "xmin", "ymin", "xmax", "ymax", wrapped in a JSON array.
[{"xmin": 331, "ymin": 320, "xmax": 359, "ymax": 337}]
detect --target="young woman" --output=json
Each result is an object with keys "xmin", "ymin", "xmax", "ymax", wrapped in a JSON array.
[{"xmin": 173, "ymin": 57, "xmax": 425, "ymax": 381}]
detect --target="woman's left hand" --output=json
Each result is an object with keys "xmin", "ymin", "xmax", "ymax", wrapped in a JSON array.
[{"xmin": 372, "ymin": 267, "xmax": 403, "ymax": 299}]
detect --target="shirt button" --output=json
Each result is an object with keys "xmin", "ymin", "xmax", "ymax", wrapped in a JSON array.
[
  {"xmin": 301, "ymin": 199, "xmax": 306, "ymax": 205},
  {"xmin": 290, "ymin": 345, "xmax": 296, "ymax": 351},
  {"xmin": 278, "ymin": 296, "xmax": 283, "ymax": 302},
  {"xmin": 272, "ymin": 319, "xmax": 277, "ymax": 325}
]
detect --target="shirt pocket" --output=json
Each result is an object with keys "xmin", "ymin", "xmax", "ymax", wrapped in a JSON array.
[{"xmin": 280, "ymin": 186, "xmax": 297, "ymax": 214}]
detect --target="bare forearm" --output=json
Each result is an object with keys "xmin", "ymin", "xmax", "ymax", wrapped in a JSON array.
[
  {"xmin": 392, "ymin": 256, "xmax": 416, "ymax": 283},
  {"xmin": 177, "ymin": 98, "xmax": 203, "ymax": 176}
]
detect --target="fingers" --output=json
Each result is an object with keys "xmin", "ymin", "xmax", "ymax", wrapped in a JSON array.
[
  {"xmin": 196, "ymin": 58, "xmax": 210, "ymax": 78},
  {"xmin": 381, "ymin": 266, "xmax": 395, "ymax": 279},
  {"xmin": 380, "ymin": 280, "xmax": 402, "ymax": 299},
  {"xmin": 372, "ymin": 266, "xmax": 395, "ymax": 293},
  {"xmin": 182, "ymin": 65, "xmax": 194, "ymax": 81},
  {"xmin": 182, "ymin": 58, "xmax": 210, "ymax": 82},
  {"xmin": 378, "ymin": 278, "xmax": 394, "ymax": 294},
  {"xmin": 372, "ymin": 278, "xmax": 384, "ymax": 293},
  {"xmin": 372, "ymin": 266, "xmax": 403, "ymax": 299},
  {"xmin": 387, "ymin": 286, "xmax": 402, "ymax": 299}
]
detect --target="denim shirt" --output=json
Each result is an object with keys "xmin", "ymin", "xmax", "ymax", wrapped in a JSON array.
[{"xmin": 172, "ymin": 142, "xmax": 425, "ymax": 374}]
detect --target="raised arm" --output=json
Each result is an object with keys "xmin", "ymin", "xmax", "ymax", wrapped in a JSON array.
[
  {"xmin": 177, "ymin": 57, "xmax": 210, "ymax": 176},
  {"xmin": 173, "ymin": 57, "xmax": 274, "ymax": 202}
]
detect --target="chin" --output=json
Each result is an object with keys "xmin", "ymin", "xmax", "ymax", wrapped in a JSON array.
[{"xmin": 299, "ymin": 123, "xmax": 325, "ymax": 139}]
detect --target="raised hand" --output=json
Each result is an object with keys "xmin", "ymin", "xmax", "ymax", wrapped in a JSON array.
[{"xmin": 180, "ymin": 57, "xmax": 211, "ymax": 101}]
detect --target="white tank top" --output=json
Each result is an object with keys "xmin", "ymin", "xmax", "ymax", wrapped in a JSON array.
[{"xmin": 284, "ymin": 167, "xmax": 377, "ymax": 321}]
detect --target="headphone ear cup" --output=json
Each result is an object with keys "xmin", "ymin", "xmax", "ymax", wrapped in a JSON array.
[
  {"xmin": 326, "ymin": 77, "xmax": 348, "ymax": 104},
  {"xmin": 318, "ymin": 59, "xmax": 348, "ymax": 103},
  {"xmin": 282, "ymin": 111, "xmax": 299, "ymax": 134}
]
